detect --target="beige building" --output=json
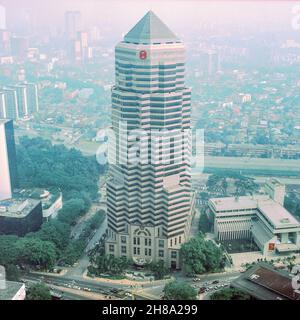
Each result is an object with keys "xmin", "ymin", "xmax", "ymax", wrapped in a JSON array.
[
  {"xmin": 208, "ymin": 179, "xmax": 300, "ymax": 256},
  {"xmin": 105, "ymin": 11, "xmax": 195, "ymax": 269}
]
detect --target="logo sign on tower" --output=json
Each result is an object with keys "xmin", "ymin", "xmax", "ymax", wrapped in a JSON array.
[{"xmin": 139, "ymin": 50, "xmax": 147, "ymax": 60}]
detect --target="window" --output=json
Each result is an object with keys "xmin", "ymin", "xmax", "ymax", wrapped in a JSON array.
[
  {"xmin": 145, "ymin": 238, "xmax": 148, "ymax": 246},
  {"xmin": 133, "ymin": 237, "xmax": 136, "ymax": 245},
  {"xmin": 121, "ymin": 236, "xmax": 126, "ymax": 244},
  {"xmin": 109, "ymin": 245, "xmax": 114, "ymax": 252},
  {"xmin": 170, "ymin": 239, "xmax": 173, "ymax": 247},
  {"xmin": 137, "ymin": 248, "xmax": 140, "ymax": 255},
  {"xmin": 175, "ymin": 238, "xmax": 177, "ymax": 245},
  {"xmin": 171, "ymin": 251, "xmax": 177, "ymax": 259},
  {"xmin": 148, "ymin": 239, "xmax": 152, "ymax": 246},
  {"xmin": 121, "ymin": 246, "xmax": 127, "ymax": 254},
  {"xmin": 179, "ymin": 236, "xmax": 182, "ymax": 244},
  {"xmin": 148, "ymin": 249, "xmax": 152, "ymax": 256},
  {"xmin": 159, "ymin": 240, "xmax": 164, "ymax": 248},
  {"xmin": 133, "ymin": 247, "xmax": 137, "ymax": 255},
  {"xmin": 159, "ymin": 250, "xmax": 164, "ymax": 258},
  {"xmin": 145, "ymin": 248, "xmax": 148, "ymax": 256}
]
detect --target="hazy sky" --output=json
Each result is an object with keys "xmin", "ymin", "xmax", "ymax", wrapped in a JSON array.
[{"xmin": 0, "ymin": 0, "xmax": 299, "ymax": 36}]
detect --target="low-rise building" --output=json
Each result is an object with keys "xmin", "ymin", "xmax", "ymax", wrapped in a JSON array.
[
  {"xmin": 18, "ymin": 188, "xmax": 63, "ymax": 221},
  {"xmin": 0, "ymin": 198, "xmax": 43, "ymax": 236},
  {"xmin": 231, "ymin": 262, "xmax": 300, "ymax": 300},
  {"xmin": 208, "ymin": 179, "xmax": 300, "ymax": 256},
  {"xmin": 0, "ymin": 281, "xmax": 26, "ymax": 300}
]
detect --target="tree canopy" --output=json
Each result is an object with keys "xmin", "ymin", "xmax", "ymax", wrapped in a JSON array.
[
  {"xmin": 163, "ymin": 281, "xmax": 197, "ymax": 300},
  {"xmin": 210, "ymin": 287, "xmax": 252, "ymax": 300},
  {"xmin": 180, "ymin": 234, "xmax": 226, "ymax": 275},
  {"xmin": 26, "ymin": 283, "xmax": 52, "ymax": 300}
]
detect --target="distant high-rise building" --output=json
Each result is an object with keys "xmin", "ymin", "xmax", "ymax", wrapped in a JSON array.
[
  {"xmin": 24, "ymin": 83, "xmax": 39, "ymax": 114},
  {"xmin": 0, "ymin": 5, "xmax": 6, "ymax": 30},
  {"xmin": 0, "ymin": 30, "xmax": 11, "ymax": 55},
  {"xmin": 10, "ymin": 85, "xmax": 28, "ymax": 118},
  {"xmin": 199, "ymin": 50, "xmax": 220, "ymax": 76},
  {"xmin": 1, "ymin": 88, "xmax": 18, "ymax": 119},
  {"xmin": 0, "ymin": 119, "xmax": 18, "ymax": 201},
  {"xmin": 71, "ymin": 31, "xmax": 93, "ymax": 63},
  {"xmin": 105, "ymin": 11, "xmax": 195, "ymax": 269},
  {"xmin": 0, "ymin": 92, "xmax": 6, "ymax": 118},
  {"xmin": 65, "ymin": 11, "xmax": 81, "ymax": 40},
  {"xmin": 11, "ymin": 37, "xmax": 29, "ymax": 58},
  {"xmin": 0, "ymin": 84, "xmax": 39, "ymax": 120}
]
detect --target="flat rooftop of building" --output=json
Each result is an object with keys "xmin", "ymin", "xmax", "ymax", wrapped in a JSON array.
[
  {"xmin": 0, "ymin": 281, "xmax": 25, "ymax": 300},
  {"xmin": 16, "ymin": 188, "xmax": 61, "ymax": 210},
  {"xmin": 0, "ymin": 198, "xmax": 40, "ymax": 218},
  {"xmin": 209, "ymin": 195, "xmax": 268, "ymax": 212},
  {"xmin": 258, "ymin": 199, "xmax": 299, "ymax": 228},
  {"xmin": 231, "ymin": 263, "xmax": 300, "ymax": 300},
  {"xmin": 209, "ymin": 195, "xmax": 300, "ymax": 228}
]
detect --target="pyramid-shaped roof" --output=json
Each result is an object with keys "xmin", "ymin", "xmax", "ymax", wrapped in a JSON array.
[{"xmin": 124, "ymin": 11, "xmax": 180, "ymax": 44}]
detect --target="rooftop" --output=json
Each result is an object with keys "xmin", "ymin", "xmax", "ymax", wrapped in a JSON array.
[
  {"xmin": 232, "ymin": 263, "xmax": 300, "ymax": 300},
  {"xmin": 258, "ymin": 199, "xmax": 299, "ymax": 228},
  {"xmin": 0, "ymin": 281, "xmax": 25, "ymax": 300},
  {"xmin": 210, "ymin": 195, "xmax": 268, "ymax": 212},
  {"xmin": 210, "ymin": 195, "xmax": 300, "ymax": 228},
  {"xmin": 124, "ymin": 10, "xmax": 180, "ymax": 44},
  {"xmin": 0, "ymin": 198, "xmax": 40, "ymax": 218}
]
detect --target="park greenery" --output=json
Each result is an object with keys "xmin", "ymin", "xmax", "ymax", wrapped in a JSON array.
[
  {"xmin": 210, "ymin": 287, "xmax": 252, "ymax": 300},
  {"xmin": 0, "ymin": 137, "xmax": 104, "ymax": 272},
  {"xmin": 206, "ymin": 172, "xmax": 259, "ymax": 197},
  {"xmin": 163, "ymin": 281, "xmax": 197, "ymax": 300},
  {"xmin": 17, "ymin": 136, "xmax": 100, "ymax": 200},
  {"xmin": 88, "ymin": 255, "xmax": 131, "ymax": 277},
  {"xmin": 180, "ymin": 234, "xmax": 226, "ymax": 275},
  {"xmin": 198, "ymin": 212, "xmax": 213, "ymax": 234},
  {"xmin": 26, "ymin": 283, "xmax": 52, "ymax": 300}
]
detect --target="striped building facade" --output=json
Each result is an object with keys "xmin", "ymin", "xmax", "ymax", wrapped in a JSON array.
[{"xmin": 105, "ymin": 11, "xmax": 195, "ymax": 269}]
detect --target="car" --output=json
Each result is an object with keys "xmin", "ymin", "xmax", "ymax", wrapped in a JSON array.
[{"xmin": 212, "ymin": 280, "xmax": 219, "ymax": 284}]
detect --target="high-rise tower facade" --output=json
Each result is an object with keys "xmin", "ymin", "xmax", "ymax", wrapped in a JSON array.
[
  {"xmin": 0, "ymin": 120, "xmax": 18, "ymax": 201},
  {"xmin": 105, "ymin": 11, "xmax": 195, "ymax": 269}
]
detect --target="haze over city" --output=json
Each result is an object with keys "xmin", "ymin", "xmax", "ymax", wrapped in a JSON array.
[{"xmin": 0, "ymin": 0, "xmax": 300, "ymax": 307}]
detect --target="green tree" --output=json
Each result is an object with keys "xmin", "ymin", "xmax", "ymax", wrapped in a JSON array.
[
  {"xmin": 26, "ymin": 283, "xmax": 52, "ymax": 300},
  {"xmin": 148, "ymin": 261, "xmax": 169, "ymax": 280},
  {"xmin": 89, "ymin": 255, "xmax": 130, "ymax": 276},
  {"xmin": 16, "ymin": 238, "xmax": 57, "ymax": 270},
  {"xmin": 180, "ymin": 234, "xmax": 225, "ymax": 275},
  {"xmin": 210, "ymin": 288, "xmax": 252, "ymax": 300},
  {"xmin": 163, "ymin": 281, "xmax": 197, "ymax": 300}
]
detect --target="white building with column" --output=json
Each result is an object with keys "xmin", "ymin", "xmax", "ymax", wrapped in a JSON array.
[
  {"xmin": 105, "ymin": 11, "xmax": 195, "ymax": 269},
  {"xmin": 208, "ymin": 179, "xmax": 300, "ymax": 256}
]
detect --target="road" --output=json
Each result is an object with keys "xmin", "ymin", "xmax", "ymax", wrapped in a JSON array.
[
  {"xmin": 66, "ymin": 215, "xmax": 107, "ymax": 278},
  {"xmin": 135, "ymin": 270, "xmax": 241, "ymax": 300}
]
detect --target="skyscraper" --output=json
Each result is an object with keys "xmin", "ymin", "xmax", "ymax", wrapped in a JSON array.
[
  {"xmin": 0, "ymin": 5, "xmax": 6, "ymax": 31},
  {"xmin": 0, "ymin": 120, "xmax": 18, "ymax": 201},
  {"xmin": 65, "ymin": 11, "xmax": 81, "ymax": 40},
  {"xmin": 1, "ymin": 88, "xmax": 18, "ymax": 120},
  {"xmin": 105, "ymin": 11, "xmax": 195, "ymax": 269},
  {"xmin": 24, "ymin": 83, "xmax": 39, "ymax": 114}
]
